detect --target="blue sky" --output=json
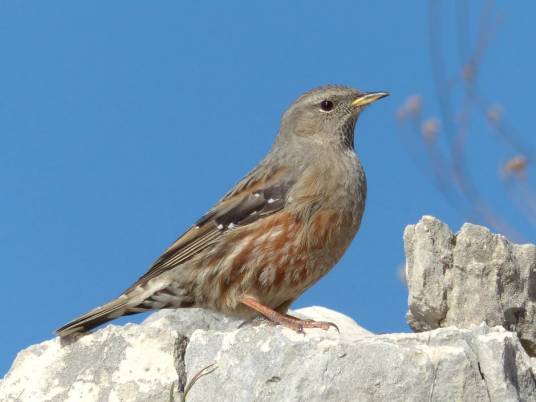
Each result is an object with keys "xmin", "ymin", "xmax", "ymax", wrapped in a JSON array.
[{"xmin": 1, "ymin": 2, "xmax": 535, "ymax": 375}]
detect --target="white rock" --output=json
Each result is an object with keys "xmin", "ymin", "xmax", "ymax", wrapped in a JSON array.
[
  {"xmin": 1, "ymin": 307, "xmax": 535, "ymax": 401},
  {"xmin": 405, "ymin": 216, "xmax": 536, "ymax": 356}
]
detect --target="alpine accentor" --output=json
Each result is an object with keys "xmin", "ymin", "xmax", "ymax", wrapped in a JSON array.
[{"xmin": 57, "ymin": 85, "xmax": 388, "ymax": 336}]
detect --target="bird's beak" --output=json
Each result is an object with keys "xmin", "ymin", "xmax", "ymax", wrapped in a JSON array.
[{"xmin": 351, "ymin": 92, "xmax": 389, "ymax": 108}]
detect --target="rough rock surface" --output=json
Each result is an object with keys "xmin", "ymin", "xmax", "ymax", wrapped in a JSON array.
[
  {"xmin": 2, "ymin": 307, "xmax": 535, "ymax": 402},
  {"xmin": 405, "ymin": 215, "xmax": 536, "ymax": 355}
]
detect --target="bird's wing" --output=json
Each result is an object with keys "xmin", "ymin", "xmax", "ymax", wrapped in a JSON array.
[{"xmin": 126, "ymin": 163, "xmax": 295, "ymax": 291}]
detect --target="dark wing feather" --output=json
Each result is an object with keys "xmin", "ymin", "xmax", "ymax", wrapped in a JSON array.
[{"xmin": 126, "ymin": 165, "xmax": 295, "ymax": 291}]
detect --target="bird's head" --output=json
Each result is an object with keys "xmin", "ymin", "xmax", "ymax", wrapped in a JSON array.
[{"xmin": 279, "ymin": 85, "xmax": 388, "ymax": 149}]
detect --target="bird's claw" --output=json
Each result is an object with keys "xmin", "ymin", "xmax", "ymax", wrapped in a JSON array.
[
  {"xmin": 296, "ymin": 319, "xmax": 340, "ymax": 333},
  {"xmin": 283, "ymin": 318, "xmax": 339, "ymax": 334}
]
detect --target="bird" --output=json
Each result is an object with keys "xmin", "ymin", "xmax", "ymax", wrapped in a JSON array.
[{"xmin": 57, "ymin": 85, "xmax": 388, "ymax": 337}]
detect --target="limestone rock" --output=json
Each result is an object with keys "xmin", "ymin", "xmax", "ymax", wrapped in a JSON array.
[
  {"xmin": 405, "ymin": 215, "xmax": 536, "ymax": 355},
  {"xmin": 1, "ymin": 307, "xmax": 535, "ymax": 401}
]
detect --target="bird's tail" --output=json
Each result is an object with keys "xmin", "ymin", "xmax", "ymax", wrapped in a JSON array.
[{"xmin": 56, "ymin": 294, "xmax": 150, "ymax": 337}]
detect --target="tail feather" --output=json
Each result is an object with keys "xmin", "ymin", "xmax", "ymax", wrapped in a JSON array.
[
  {"xmin": 56, "ymin": 296, "xmax": 142, "ymax": 337},
  {"xmin": 56, "ymin": 279, "xmax": 195, "ymax": 337}
]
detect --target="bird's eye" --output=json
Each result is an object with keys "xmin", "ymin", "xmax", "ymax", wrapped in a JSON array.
[{"xmin": 320, "ymin": 100, "xmax": 334, "ymax": 111}]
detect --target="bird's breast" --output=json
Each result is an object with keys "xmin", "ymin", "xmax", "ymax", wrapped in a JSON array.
[{"xmin": 288, "ymin": 152, "xmax": 366, "ymax": 262}]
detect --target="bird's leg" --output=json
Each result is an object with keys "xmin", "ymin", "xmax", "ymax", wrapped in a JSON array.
[{"xmin": 240, "ymin": 296, "xmax": 339, "ymax": 334}]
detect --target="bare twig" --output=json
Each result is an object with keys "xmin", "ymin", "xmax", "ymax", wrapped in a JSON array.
[
  {"xmin": 397, "ymin": 0, "xmax": 533, "ymax": 241},
  {"xmin": 180, "ymin": 363, "xmax": 218, "ymax": 402}
]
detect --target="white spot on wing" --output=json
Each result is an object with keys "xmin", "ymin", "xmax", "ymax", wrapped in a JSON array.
[
  {"xmin": 267, "ymin": 198, "xmax": 276, "ymax": 204},
  {"xmin": 217, "ymin": 224, "xmax": 224, "ymax": 230}
]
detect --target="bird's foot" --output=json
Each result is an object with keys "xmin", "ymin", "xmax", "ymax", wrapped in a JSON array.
[
  {"xmin": 273, "ymin": 314, "xmax": 339, "ymax": 334},
  {"xmin": 240, "ymin": 296, "xmax": 339, "ymax": 334},
  {"xmin": 285, "ymin": 316, "xmax": 340, "ymax": 334}
]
